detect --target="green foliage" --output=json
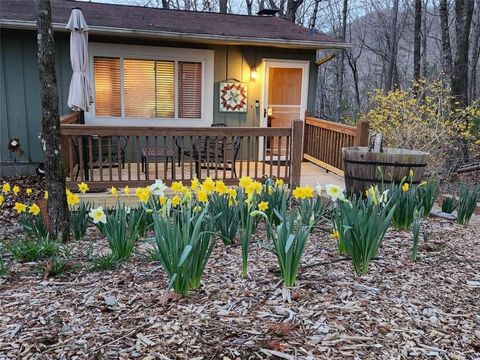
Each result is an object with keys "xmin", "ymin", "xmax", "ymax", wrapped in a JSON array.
[
  {"xmin": 94, "ymin": 206, "xmax": 145, "ymax": 260},
  {"xmin": 91, "ymin": 255, "xmax": 119, "ymax": 271},
  {"xmin": 8, "ymin": 234, "xmax": 63, "ymax": 262},
  {"xmin": 389, "ymin": 180, "xmax": 417, "ymax": 230},
  {"xmin": 18, "ymin": 213, "xmax": 48, "ymax": 241},
  {"xmin": 41, "ymin": 255, "xmax": 72, "ymax": 277},
  {"xmin": 336, "ymin": 197, "xmax": 396, "ymax": 275},
  {"xmin": 296, "ymin": 195, "xmax": 329, "ymax": 227},
  {"xmin": 441, "ymin": 196, "xmax": 458, "ymax": 213},
  {"xmin": 237, "ymin": 189, "xmax": 258, "ymax": 278},
  {"xmin": 153, "ymin": 204, "xmax": 215, "ymax": 296},
  {"xmin": 456, "ymin": 184, "xmax": 479, "ymax": 226},
  {"xmin": 416, "ymin": 180, "xmax": 439, "ymax": 217},
  {"xmin": 69, "ymin": 201, "xmax": 90, "ymax": 241},
  {"xmin": 411, "ymin": 215, "xmax": 421, "ymax": 262},
  {"xmin": 260, "ymin": 179, "xmax": 289, "ymax": 227},
  {"xmin": 270, "ymin": 209, "xmax": 312, "ymax": 288},
  {"xmin": 208, "ymin": 192, "xmax": 239, "ymax": 245}
]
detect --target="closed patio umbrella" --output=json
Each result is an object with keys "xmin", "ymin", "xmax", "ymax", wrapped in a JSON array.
[{"xmin": 66, "ymin": 7, "xmax": 93, "ymax": 112}]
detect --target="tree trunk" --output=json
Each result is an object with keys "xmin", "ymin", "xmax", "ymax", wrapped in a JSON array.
[
  {"xmin": 335, "ymin": 0, "xmax": 348, "ymax": 122},
  {"xmin": 246, "ymin": 0, "xmax": 253, "ymax": 15},
  {"xmin": 469, "ymin": 4, "xmax": 480, "ymax": 102},
  {"xmin": 34, "ymin": 0, "xmax": 70, "ymax": 242},
  {"xmin": 162, "ymin": 0, "xmax": 170, "ymax": 9},
  {"xmin": 385, "ymin": 0, "xmax": 399, "ymax": 92},
  {"xmin": 439, "ymin": 0, "xmax": 453, "ymax": 77},
  {"xmin": 451, "ymin": 0, "xmax": 475, "ymax": 106},
  {"xmin": 413, "ymin": 0, "xmax": 422, "ymax": 82},
  {"xmin": 421, "ymin": 0, "xmax": 428, "ymax": 77},
  {"xmin": 285, "ymin": 0, "xmax": 303, "ymax": 23},
  {"xmin": 219, "ymin": 0, "xmax": 228, "ymax": 13}
]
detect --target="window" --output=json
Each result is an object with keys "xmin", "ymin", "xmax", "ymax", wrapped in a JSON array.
[{"xmin": 90, "ymin": 44, "xmax": 213, "ymax": 125}]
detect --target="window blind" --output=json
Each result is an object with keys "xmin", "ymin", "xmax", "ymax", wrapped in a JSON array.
[
  {"xmin": 93, "ymin": 57, "xmax": 121, "ymax": 117},
  {"xmin": 155, "ymin": 61, "xmax": 175, "ymax": 118},
  {"xmin": 124, "ymin": 59, "xmax": 156, "ymax": 118},
  {"xmin": 178, "ymin": 62, "xmax": 202, "ymax": 119}
]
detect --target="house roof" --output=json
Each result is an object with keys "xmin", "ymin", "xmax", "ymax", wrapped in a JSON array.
[{"xmin": 0, "ymin": 0, "xmax": 350, "ymax": 50}]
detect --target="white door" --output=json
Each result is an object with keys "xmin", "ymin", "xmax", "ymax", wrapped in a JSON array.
[{"xmin": 261, "ymin": 60, "xmax": 309, "ymax": 160}]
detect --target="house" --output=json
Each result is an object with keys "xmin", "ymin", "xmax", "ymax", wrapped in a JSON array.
[{"xmin": 0, "ymin": 0, "xmax": 351, "ymax": 183}]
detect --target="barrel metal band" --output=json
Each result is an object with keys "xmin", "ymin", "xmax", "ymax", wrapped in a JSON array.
[{"xmin": 343, "ymin": 159, "xmax": 427, "ymax": 167}]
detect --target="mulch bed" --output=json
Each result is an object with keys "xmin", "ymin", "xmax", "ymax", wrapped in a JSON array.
[{"xmin": 0, "ymin": 216, "xmax": 479, "ymax": 359}]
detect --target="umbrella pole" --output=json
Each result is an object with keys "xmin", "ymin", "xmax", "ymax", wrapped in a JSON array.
[{"xmin": 79, "ymin": 110, "xmax": 89, "ymax": 181}]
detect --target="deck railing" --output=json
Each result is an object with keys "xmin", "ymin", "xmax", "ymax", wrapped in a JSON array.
[
  {"xmin": 303, "ymin": 116, "xmax": 369, "ymax": 176},
  {"xmin": 60, "ymin": 118, "xmax": 303, "ymax": 190}
]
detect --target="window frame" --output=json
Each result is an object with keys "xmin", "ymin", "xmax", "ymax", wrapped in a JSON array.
[{"xmin": 86, "ymin": 43, "xmax": 214, "ymax": 127}]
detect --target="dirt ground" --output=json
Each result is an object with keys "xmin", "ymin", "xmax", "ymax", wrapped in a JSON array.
[{"xmin": 1, "ymin": 214, "xmax": 479, "ymax": 359}]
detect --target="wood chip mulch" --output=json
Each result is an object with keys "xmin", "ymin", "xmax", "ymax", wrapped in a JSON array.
[{"xmin": 0, "ymin": 217, "xmax": 479, "ymax": 359}]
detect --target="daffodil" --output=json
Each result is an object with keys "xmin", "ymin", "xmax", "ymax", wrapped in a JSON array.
[
  {"xmin": 26, "ymin": 188, "xmax": 32, "ymax": 196},
  {"xmin": 13, "ymin": 202, "xmax": 27, "ymax": 214},
  {"xmin": 331, "ymin": 230, "xmax": 340, "ymax": 240},
  {"xmin": 137, "ymin": 187, "xmax": 151, "ymax": 204},
  {"xmin": 150, "ymin": 179, "xmax": 167, "ymax": 196},
  {"xmin": 0, "ymin": 195, "xmax": 3, "ymax": 206},
  {"xmin": 67, "ymin": 192, "xmax": 80, "ymax": 206},
  {"xmin": 239, "ymin": 176, "xmax": 253, "ymax": 188},
  {"xmin": 29, "ymin": 203, "xmax": 40, "ymax": 216},
  {"xmin": 325, "ymin": 184, "xmax": 345, "ymax": 201},
  {"xmin": 303, "ymin": 186, "xmax": 314, "ymax": 198},
  {"xmin": 44, "ymin": 191, "xmax": 48, "ymax": 199},
  {"xmin": 245, "ymin": 181, "xmax": 262, "ymax": 196},
  {"xmin": 258, "ymin": 201, "xmax": 269, "ymax": 211},
  {"xmin": 159, "ymin": 196, "xmax": 167, "ymax": 206},
  {"xmin": 193, "ymin": 205, "xmax": 202, "ymax": 213},
  {"xmin": 12, "ymin": 185, "xmax": 20, "ymax": 196},
  {"xmin": 292, "ymin": 187, "xmax": 304, "ymax": 200},
  {"xmin": 402, "ymin": 183, "xmax": 410, "ymax": 192},
  {"xmin": 89, "ymin": 206, "xmax": 107, "ymax": 224},
  {"xmin": 124, "ymin": 186, "xmax": 130, "ymax": 195},
  {"xmin": 110, "ymin": 186, "xmax": 118, "ymax": 196},
  {"xmin": 202, "ymin": 177, "xmax": 215, "ymax": 193},
  {"xmin": 171, "ymin": 195, "xmax": 181, "ymax": 207},
  {"xmin": 315, "ymin": 183, "xmax": 323, "ymax": 196},
  {"xmin": 215, "ymin": 180, "xmax": 228, "ymax": 194},
  {"xmin": 78, "ymin": 182, "xmax": 89, "ymax": 194},
  {"xmin": 2, "ymin": 183, "xmax": 10, "ymax": 193},
  {"xmin": 197, "ymin": 189, "xmax": 208, "ymax": 203},
  {"xmin": 228, "ymin": 188, "xmax": 237, "ymax": 198},
  {"xmin": 171, "ymin": 181, "xmax": 183, "ymax": 192},
  {"xmin": 191, "ymin": 178, "xmax": 200, "ymax": 191},
  {"xmin": 275, "ymin": 178, "xmax": 284, "ymax": 187}
]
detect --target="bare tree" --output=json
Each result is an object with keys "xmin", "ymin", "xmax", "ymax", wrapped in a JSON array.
[
  {"xmin": 385, "ymin": 0, "xmax": 400, "ymax": 91},
  {"xmin": 335, "ymin": 0, "xmax": 348, "ymax": 121},
  {"xmin": 469, "ymin": 3, "xmax": 480, "ymax": 102},
  {"xmin": 414, "ymin": 0, "xmax": 422, "ymax": 82},
  {"xmin": 421, "ymin": 0, "xmax": 428, "ymax": 77},
  {"xmin": 439, "ymin": 0, "xmax": 453, "ymax": 76},
  {"xmin": 246, "ymin": 0, "xmax": 254, "ymax": 14},
  {"xmin": 219, "ymin": 0, "xmax": 228, "ymax": 13},
  {"xmin": 34, "ymin": 0, "xmax": 70, "ymax": 242},
  {"xmin": 285, "ymin": 0, "xmax": 304, "ymax": 22}
]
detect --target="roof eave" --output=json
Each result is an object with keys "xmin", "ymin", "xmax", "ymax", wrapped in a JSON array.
[{"xmin": 0, "ymin": 19, "xmax": 352, "ymax": 50}]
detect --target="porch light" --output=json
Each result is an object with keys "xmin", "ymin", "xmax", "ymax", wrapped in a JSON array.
[{"xmin": 250, "ymin": 66, "xmax": 257, "ymax": 80}]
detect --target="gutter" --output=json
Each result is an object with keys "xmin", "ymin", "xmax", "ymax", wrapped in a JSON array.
[{"xmin": 0, "ymin": 19, "xmax": 352, "ymax": 50}]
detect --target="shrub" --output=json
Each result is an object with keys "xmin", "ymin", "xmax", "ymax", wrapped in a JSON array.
[
  {"xmin": 441, "ymin": 196, "xmax": 458, "ymax": 213},
  {"xmin": 336, "ymin": 196, "xmax": 396, "ymax": 275},
  {"xmin": 456, "ymin": 184, "xmax": 479, "ymax": 226},
  {"xmin": 90, "ymin": 206, "xmax": 145, "ymax": 261},
  {"xmin": 153, "ymin": 204, "xmax": 215, "ymax": 296},
  {"xmin": 416, "ymin": 180, "xmax": 439, "ymax": 217},
  {"xmin": 69, "ymin": 201, "xmax": 90, "ymax": 241}
]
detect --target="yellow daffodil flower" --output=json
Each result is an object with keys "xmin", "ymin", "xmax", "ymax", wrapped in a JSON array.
[
  {"xmin": 202, "ymin": 177, "xmax": 215, "ymax": 193},
  {"xmin": 67, "ymin": 192, "xmax": 80, "ymax": 206},
  {"xmin": 239, "ymin": 176, "xmax": 253, "ymax": 188},
  {"xmin": 44, "ymin": 191, "xmax": 48, "ymax": 199},
  {"xmin": 78, "ymin": 182, "xmax": 89, "ymax": 194},
  {"xmin": 197, "ymin": 189, "xmax": 208, "ymax": 203},
  {"xmin": 2, "ymin": 183, "xmax": 10, "ymax": 193},
  {"xmin": 402, "ymin": 183, "xmax": 410, "ymax": 192},
  {"xmin": 124, "ymin": 186, "xmax": 130, "ymax": 194},
  {"xmin": 215, "ymin": 180, "xmax": 228, "ymax": 194},
  {"xmin": 191, "ymin": 178, "xmax": 200, "ymax": 191},
  {"xmin": 258, "ymin": 201, "xmax": 269, "ymax": 211},
  {"xmin": 26, "ymin": 188, "xmax": 32, "ymax": 196},
  {"xmin": 171, "ymin": 181, "xmax": 183, "ymax": 192},
  {"xmin": 110, "ymin": 186, "xmax": 118, "ymax": 196},
  {"xmin": 12, "ymin": 185, "xmax": 20, "ymax": 196},
  {"xmin": 0, "ymin": 195, "xmax": 4, "ymax": 206},
  {"xmin": 13, "ymin": 202, "xmax": 27, "ymax": 214},
  {"xmin": 275, "ymin": 178, "xmax": 284, "ymax": 187},
  {"xmin": 159, "ymin": 196, "xmax": 167, "ymax": 206},
  {"xmin": 29, "ymin": 203, "xmax": 40, "ymax": 216},
  {"xmin": 331, "ymin": 230, "xmax": 340, "ymax": 240},
  {"xmin": 193, "ymin": 205, "xmax": 202, "ymax": 213},
  {"xmin": 137, "ymin": 188, "xmax": 151, "ymax": 204},
  {"xmin": 171, "ymin": 195, "xmax": 181, "ymax": 207}
]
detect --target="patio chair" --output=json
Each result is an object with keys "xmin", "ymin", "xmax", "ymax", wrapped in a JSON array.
[
  {"xmin": 192, "ymin": 134, "xmax": 242, "ymax": 179},
  {"xmin": 175, "ymin": 123, "xmax": 227, "ymax": 166},
  {"xmin": 72, "ymin": 136, "xmax": 127, "ymax": 181},
  {"xmin": 141, "ymin": 144, "xmax": 175, "ymax": 178}
]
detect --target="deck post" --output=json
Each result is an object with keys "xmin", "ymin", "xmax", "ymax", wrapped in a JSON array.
[
  {"xmin": 290, "ymin": 119, "xmax": 303, "ymax": 187},
  {"xmin": 354, "ymin": 120, "xmax": 369, "ymax": 146}
]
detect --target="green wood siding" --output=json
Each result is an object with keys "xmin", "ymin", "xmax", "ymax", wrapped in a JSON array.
[{"xmin": 0, "ymin": 29, "xmax": 317, "ymax": 164}]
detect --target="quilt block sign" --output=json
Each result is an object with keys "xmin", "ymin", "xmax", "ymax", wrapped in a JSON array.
[{"xmin": 219, "ymin": 82, "xmax": 248, "ymax": 112}]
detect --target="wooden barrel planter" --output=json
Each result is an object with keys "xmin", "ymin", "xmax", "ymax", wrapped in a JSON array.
[{"xmin": 342, "ymin": 147, "xmax": 429, "ymax": 195}]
